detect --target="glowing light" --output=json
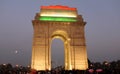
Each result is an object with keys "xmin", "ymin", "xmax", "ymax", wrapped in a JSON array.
[
  {"xmin": 15, "ymin": 50, "xmax": 18, "ymax": 54},
  {"xmin": 68, "ymin": 38, "xmax": 71, "ymax": 41},
  {"xmin": 39, "ymin": 5, "xmax": 77, "ymax": 22},
  {"xmin": 70, "ymin": 65, "xmax": 72, "ymax": 70},
  {"xmin": 39, "ymin": 17, "xmax": 76, "ymax": 22},
  {"xmin": 40, "ymin": 5, "xmax": 77, "ymax": 18},
  {"xmin": 88, "ymin": 69, "xmax": 94, "ymax": 73},
  {"xmin": 16, "ymin": 64, "xmax": 19, "ymax": 67},
  {"xmin": 40, "ymin": 13, "xmax": 76, "ymax": 18},
  {"xmin": 40, "ymin": 9, "xmax": 77, "ymax": 18},
  {"xmin": 96, "ymin": 69, "xmax": 103, "ymax": 72},
  {"xmin": 48, "ymin": 66, "xmax": 51, "ymax": 70},
  {"xmin": 3, "ymin": 64, "xmax": 6, "ymax": 66},
  {"xmin": 41, "ymin": 5, "xmax": 76, "ymax": 11},
  {"xmin": 28, "ymin": 65, "xmax": 30, "ymax": 68}
]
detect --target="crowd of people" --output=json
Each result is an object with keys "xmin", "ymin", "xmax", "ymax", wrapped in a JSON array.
[
  {"xmin": 0, "ymin": 64, "xmax": 30, "ymax": 74},
  {"xmin": 0, "ymin": 60, "xmax": 120, "ymax": 74}
]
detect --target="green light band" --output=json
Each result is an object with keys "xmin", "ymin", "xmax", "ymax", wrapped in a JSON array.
[{"xmin": 39, "ymin": 17, "xmax": 77, "ymax": 22}]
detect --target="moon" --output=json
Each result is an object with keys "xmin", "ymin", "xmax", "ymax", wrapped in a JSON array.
[{"xmin": 15, "ymin": 50, "xmax": 18, "ymax": 54}]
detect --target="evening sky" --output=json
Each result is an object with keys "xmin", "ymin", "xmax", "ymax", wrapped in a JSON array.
[{"xmin": 0, "ymin": 0, "xmax": 120, "ymax": 66}]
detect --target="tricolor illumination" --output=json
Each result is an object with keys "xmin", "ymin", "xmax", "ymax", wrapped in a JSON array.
[{"xmin": 39, "ymin": 5, "xmax": 78, "ymax": 22}]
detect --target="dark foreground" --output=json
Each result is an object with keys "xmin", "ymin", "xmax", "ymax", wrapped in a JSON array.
[
  {"xmin": 32, "ymin": 69, "xmax": 120, "ymax": 74},
  {"xmin": 0, "ymin": 60, "xmax": 120, "ymax": 74}
]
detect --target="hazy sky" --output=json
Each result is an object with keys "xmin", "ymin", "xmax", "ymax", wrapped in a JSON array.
[{"xmin": 0, "ymin": 0, "xmax": 120, "ymax": 66}]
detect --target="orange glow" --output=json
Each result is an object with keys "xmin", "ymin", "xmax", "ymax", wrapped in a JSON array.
[{"xmin": 41, "ymin": 5, "xmax": 76, "ymax": 11}]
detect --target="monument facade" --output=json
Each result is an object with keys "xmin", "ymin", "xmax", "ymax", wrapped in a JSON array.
[{"xmin": 31, "ymin": 5, "xmax": 88, "ymax": 71}]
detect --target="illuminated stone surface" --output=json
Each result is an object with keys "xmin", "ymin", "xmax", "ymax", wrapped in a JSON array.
[{"xmin": 31, "ymin": 5, "xmax": 88, "ymax": 71}]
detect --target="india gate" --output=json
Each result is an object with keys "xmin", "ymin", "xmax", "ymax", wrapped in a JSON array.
[{"xmin": 31, "ymin": 5, "xmax": 88, "ymax": 71}]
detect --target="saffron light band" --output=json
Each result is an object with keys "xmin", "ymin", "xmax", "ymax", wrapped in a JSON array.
[{"xmin": 41, "ymin": 5, "xmax": 76, "ymax": 11}]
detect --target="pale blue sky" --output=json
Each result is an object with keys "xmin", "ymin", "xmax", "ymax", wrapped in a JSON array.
[{"xmin": 0, "ymin": 0, "xmax": 120, "ymax": 66}]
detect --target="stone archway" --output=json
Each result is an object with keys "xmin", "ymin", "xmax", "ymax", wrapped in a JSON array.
[
  {"xmin": 31, "ymin": 5, "xmax": 88, "ymax": 71},
  {"xmin": 50, "ymin": 30, "xmax": 71, "ymax": 70}
]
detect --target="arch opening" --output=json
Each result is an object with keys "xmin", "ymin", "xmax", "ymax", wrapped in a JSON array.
[
  {"xmin": 51, "ymin": 38, "xmax": 64, "ymax": 69},
  {"xmin": 50, "ymin": 30, "xmax": 72, "ymax": 70}
]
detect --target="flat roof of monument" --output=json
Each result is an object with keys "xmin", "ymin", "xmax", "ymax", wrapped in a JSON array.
[{"xmin": 41, "ymin": 5, "xmax": 77, "ymax": 11}]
